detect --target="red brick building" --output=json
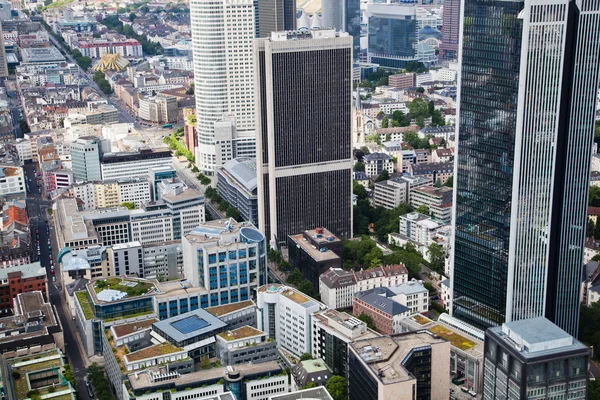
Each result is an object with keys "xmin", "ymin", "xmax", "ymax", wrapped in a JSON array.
[
  {"xmin": 352, "ymin": 287, "xmax": 410, "ymax": 335},
  {"xmin": 0, "ymin": 263, "xmax": 47, "ymax": 313},
  {"xmin": 183, "ymin": 108, "xmax": 197, "ymax": 154}
]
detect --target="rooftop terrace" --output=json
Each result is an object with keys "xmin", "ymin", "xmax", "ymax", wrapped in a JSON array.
[
  {"xmin": 205, "ymin": 300, "xmax": 254, "ymax": 317},
  {"xmin": 125, "ymin": 342, "xmax": 183, "ymax": 362},
  {"xmin": 218, "ymin": 326, "xmax": 263, "ymax": 342}
]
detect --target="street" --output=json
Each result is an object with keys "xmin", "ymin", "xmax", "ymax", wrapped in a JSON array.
[
  {"xmin": 171, "ymin": 157, "xmax": 224, "ymax": 219},
  {"xmin": 24, "ymin": 163, "xmax": 92, "ymax": 400}
]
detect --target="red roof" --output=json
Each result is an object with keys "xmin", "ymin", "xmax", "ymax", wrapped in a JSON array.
[{"xmin": 589, "ymin": 207, "xmax": 600, "ymax": 216}]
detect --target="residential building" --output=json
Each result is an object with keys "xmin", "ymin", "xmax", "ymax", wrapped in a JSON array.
[
  {"xmin": 320, "ymin": 0, "xmax": 361, "ymax": 59},
  {"xmin": 353, "ymin": 264, "xmax": 409, "ymax": 292},
  {"xmin": 191, "ymin": 0, "xmax": 256, "ymax": 174},
  {"xmin": 409, "ymin": 161, "xmax": 453, "ymax": 184},
  {"xmin": 410, "ymin": 185, "xmax": 452, "ymax": 223},
  {"xmin": 256, "ymin": 29, "xmax": 353, "ymax": 245},
  {"xmin": 256, "ymin": 284, "xmax": 326, "ymax": 357},
  {"xmin": 216, "ymin": 326, "xmax": 278, "ymax": 365},
  {"xmin": 291, "ymin": 359, "xmax": 331, "ymax": 391},
  {"xmin": 483, "ymin": 318, "xmax": 589, "ymax": 399},
  {"xmin": 257, "ymin": 0, "xmax": 296, "ymax": 37},
  {"xmin": 217, "ymin": 157, "xmax": 258, "ymax": 225},
  {"xmin": 312, "ymin": 309, "xmax": 379, "ymax": 378},
  {"xmin": 348, "ymin": 332, "xmax": 450, "ymax": 400},
  {"xmin": 75, "ymin": 39, "xmax": 142, "ymax": 58},
  {"xmin": 452, "ymin": 0, "xmax": 600, "ymax": 336},
  {"xmin": 182, "ymin": 219, "xmax": 267, "ymax": 307},
  {"xmin": 319, "ymin": 268, "xmax": 357, "ymax": 310},
  {"xmin": 287, "ymin": 227, "xmax": 343, "ymax": 291},
  {"xmin": 441, "ymin": 278, "xmax": 451, "ymax": 311},
  {"xmin": 0, "ymin": 263, "xmax": 46, "ymax": 313},
  {"xmin": 353, "ymin": 171, "xmax": 369, "ymax": 188},
  {"xmin": 432, "ymin": 148, "xmax": 453, "ymax": 163},
  {"xmin": 70, "ymin": 136, "xmax": 110, "ymax": 183},
  {"xmin": 388, "ymin": 73, "xmax": 416, "ymax": 89},
  {"xmin": 13, "ymin": 138, "xmax": 33, "ymax": 163},
  {"xmin": 372, "ymin": 176, "xmax": 431, "ymax": 210},
  {"xmin": 363, "ymin": 152, "xmax": 394, "ymax": 178},
  {"xmin": 388, "ymin": 280, "xmax": 429, "ymax": 314},
  {"xmin": 398, "ymin": 212, "xmax": 448, "ymax": 247},
  {"xmin": 0, "ymin": 165, "xmax": 24, "ymax": 195},
  {"xmin": 72, "ymin": 179, "xmax": 152, "ymax": 210},
  {"xmin": 352, "ymin": 287, "xmax": 410, "ymax": 334},
  {"xmin": 138, "ymin": 94, "xmax": 178, "ymax": 124},
  {"xmin": 101, "ymin": 148, "xmax": 172, "ymax": 180}
]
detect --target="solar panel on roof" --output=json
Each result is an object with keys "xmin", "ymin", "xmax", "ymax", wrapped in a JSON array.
[{"xmin": 171, "ymin": 315, "xmax": 209, "ymax": 334}]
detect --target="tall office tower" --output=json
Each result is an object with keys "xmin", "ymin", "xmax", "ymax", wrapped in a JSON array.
[
  {"xmin": 70, "ymin": 136, "xmax": 110, "ymax": 182},
  {"xmin": 256, "ymin": 0, "xmax": 296, "ymax": 38},
  {"xmin": 321, "ymin": 0, "xmax": 361, "ymax": 60},
  {"xmin": 451, "ymin": 0, "xmax": 600, "ymax": 336},
  {"xmin": 255, "ymin": 29, "xmax": 353, "ymax": 246},
  {"xmin": 0, "ymin": 23, "xmax": 8, "ymax": 77},
  {"xmin": 438, "ymin": 0, "xmax": 459, "ymax": 60},
  {"xmin": 191, "ymin": 0, "xmax": 256, "ymax": 175}
]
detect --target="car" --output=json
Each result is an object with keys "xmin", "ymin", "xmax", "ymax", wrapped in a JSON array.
[
  {"xmin": 50, "ymin": 270, "xmax": 54, "ymax": 275},
  {"xmin": 35, "ymin": 229, "xmax": 38, "ymax": 234},
  {"xmin": 52, "ymin": 276, "xmax": 56, "ymax": 282},
  {"xmin": 85, "ymin": 380, "xmax": 91, "ymax": 388},
  {"xmin": 37, "ymin": 250, "xmax": 40, "ymax": 255},
  {"xmin": 48, "ymin": 240, "xmax": 51, "ymax": 245},
  {"xmin": 36, "ymin": 240, "xmax": 39, "ymax": 244}
]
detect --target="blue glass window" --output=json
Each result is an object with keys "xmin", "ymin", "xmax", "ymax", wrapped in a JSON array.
[
  {"xmin": 239, "ymin": 249, "xmax": 247, "ymax": 258},
  {"xmin": 218, "ymin": 252, "xmax": 226, "ymax": 262},
  {"xmin": 208, "ymin": 253, "xmax": 216, "ymax": 264},
  {"xmin": 210, "ymin": 293, "xmax": 219, "ymax": 307},
  {"xmin": 249, "ymin": 246, "xmax": 256, "ymax": 257},
  {"xmin": 229, "ymin": 250, "xmax": 237, "ymax": 260},
  {"xmin": 220, "ymin": 291, "xmax": 229, "ymax": 305}
]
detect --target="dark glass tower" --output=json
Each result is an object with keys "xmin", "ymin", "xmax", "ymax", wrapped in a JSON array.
[
  {"xmin": 254, "ymin": 29, "xmax": 353, "ymax": 246},
  {"xmin": 322, "ymin": 0, "xmax": 362, "ymax": 60},
  {"xmin": 256, "ymin": 0, "xmax": 296, "ymax": 38},
  {"xmin": 451, "ymin": 0, "xmax": 600, "ymax": 336}
]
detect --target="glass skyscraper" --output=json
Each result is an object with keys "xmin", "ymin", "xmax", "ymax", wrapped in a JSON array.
[
  {"xmin": 451, "ymin": 0, "xmax": 600, "ymax": 336},
  {"xmin": 322, "ymin": 0, "xmax": 361, "ymax": 60}
]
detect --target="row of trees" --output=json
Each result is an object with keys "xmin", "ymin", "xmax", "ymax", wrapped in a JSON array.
[
  {"xmin": 70, "ymin": 49, "xmax": 92, "ymax": 70},
  {"xmin": 93, "ymin": 71, "xmax": 113, "ymax": 95},
  {"xmin": 266, "ymin": 248, "xmax": 318, "ymax": 299},
  {"xmin": 101, "ymin": 15, "xmax": 163, "ymax": 55},
  {"xmin": 87, "ymin": 363, "xmax": 112, "ymax": 399},
  {"xmin": 163, "ymin": 132, "xmax": 195, "ymax": 163},
  {"xmin": 204, "ymin": 186, "xmax": 241, "ymax": 220}
]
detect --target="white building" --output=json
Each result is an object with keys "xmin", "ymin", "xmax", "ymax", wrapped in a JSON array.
[
  {"xmin": 257, "ymin": 284, "xmax": 326, "ymax": 357},
  {"xmin": 13, "ymin": 139, "xmax": 33, "ymax": 163},
  {"xmin": 100, "ymin": 148, "xmax": 172, "ymax": 181},
  {"xmin": 373, "ymin": 176, "xmax": 432, "ymax": 210},
  {"xmin": 388, "ymin": 280, "xmax": 429, "ymax": 314},
  {"xmin": 440, "ymin": 277, "xmax": 451, "ymax": 311},
  {"xmin": 191, "ymin": 0, "xmax": 256, "ymax": 174},
  {"xmin": 182, "ymin": 219, "xmax": 267, "ymax": 307},
  {"xmin": 319, "ymin": 268, "xmax": 357, "ymax": 310},
  {"xmin": 0, "ymin": 165, "xmax": 25, "ymax": 195},
  {"xmin": 109, "ymin": 242, "xmax": 144, "ymax": 277},
  {"xmin": 353, "ymin": 264, "xmax": 409, "ymax": 292},
  {"xmin": 362, "ymin": 152, "xmax": 395, "ymax": 178},
  {"xmin": 70, "ymin": 136, "xmax": 109, "ymax": 183},
  {"xmin": 72, "ymin": 179, "xmax": 152, "ymax": 210},
  {"xmin": 398, "ymin": 212, "xmax": 448, "ymax": 246}
]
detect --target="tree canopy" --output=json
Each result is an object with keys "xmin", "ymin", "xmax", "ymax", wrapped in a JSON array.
[{"xmin": 325, "ymin": 376, "xmax": 348, "ymax": 400}]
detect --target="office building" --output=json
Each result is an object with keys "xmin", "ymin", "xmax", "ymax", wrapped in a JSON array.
[
  {"xmin": 409, "ymin": 161, "xmax": 453, "ymax": 184},
  {"xmin": 149, "ymin": 166, "xmax": 177, "ymax": 199},
  {"xmin": 483, "ymin": 318, "xmax": 589, "ymax": 399},
  {"xmin": 191, "ymin": 0, "xmax": 256, "ymax": 174},
  {"xmin": 257, "ymin": 0, "xmax": 296, "ymax": 38},
  {"xmin": 321, "ymin": 0, "xmax": 361, "ymax": 59},
  {"xmin": 217, "ymin": 157, "xmax": 259, "ymax": 225},
  {"xmin": 389, "ymin": 73, "xmax": 416, "ymax": 89},
  {"xmin": 138, "ymin": 94, "xmax": 178, "ymax": 124},
  {"xmin": 312, "ymin": 309, "xmax": 379, "ymax": 378},
  {"xmin": 101, "ymin": 148, "xmax": 172, "ymax": 180},
  {"xmin": 291, "ymin": 359, "xmax": 331, "ymax": 391},
  {"xmin": 451, "ymin": 0, "xmax": 600, "ymax": 335},
  {"xmin": 0, "ymin": 165, "xmax": 25, "ymax": 196},
  {"xmin": 373, "ymin": 176, "xmax": 431, "ymax": 210},
  {"xmin": 255, "ymin": 29, "xmax": 353, "ymax": 245},
  {"xmin": 270, "ymin": 388, "xmax": 334, "ymax": 400},
  {"xmin": 0, "ymin": 22, "xmax": 7, "ymax": 77},
  {"xmin": 319, "ymin": 268, "xmax": 357, "ymax": 310},
  {"xmin": 438, "ymin": 0, "xmax": 459, "ymax": 59},
  {"xmin": 257, "ymin": 284, "xmax": 326, "ymax": 357},
  {"xmin": 157, "ymin": 178, "xmax": 206, "ymax": 239},
  {"xmin": 353, "ymin": 264, "xmax": 409, "ymax": 292},
  {"xmin": 410, "ymin": 185, "xmax": 452, "ymax": 223},
  {"xmin": 182, "ymin": 219, "xmax": 267, "ymax": 307},
  {"xmin": 348, "ymin": 332, "xmax": 450, "ymax": 400},
  {"xmin": 216, "ymin": 325, "xmax": 278, "ymax": 365},
  {"xmin": 70, "ymin": 136, "xmax": 110, "ymax": 182},
  {"xmin": 287, "ymin": 227, "xmax": 343, "ymax": 291}
]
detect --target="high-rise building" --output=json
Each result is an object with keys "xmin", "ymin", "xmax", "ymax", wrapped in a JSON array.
[
  {"xmin": 255, "ymin": 29, "xmax": 353, "ymax": 245},
  {"xmin": 482, "ymin": 317, "xmax": 589, "ymax": 399},
  {"xmin": 0, "ymin": 22, "xmax": 8, "ymax": 77},
  {"xmin": 321, "ymin": 0, "xmax": 361, "ymax": 60},
  {"xmin": 191, "ymin": 0, "xmax": 256, "ymax": 175},
  {"xmin": 438, "ymin": 0, "xmax": 459, "ymax": 60},
  {"xmin": 256, "ymin": 0, "xmax": 296, "ymax": 38},
  {"xmin": 451, "ymin": 0, "xmax": 600, "ymax": 336},
  {"xmin": 70, "ymin": 136, "xmax": 110, "ymax": 182}
]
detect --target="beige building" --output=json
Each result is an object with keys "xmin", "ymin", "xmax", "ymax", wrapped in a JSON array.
[{"xmin": 348, "ymin": 332, "xmax": 450, "ymax": 400}]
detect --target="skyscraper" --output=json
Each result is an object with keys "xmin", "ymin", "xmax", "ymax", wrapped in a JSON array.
[
  {"xmin": 0, "ymin": 22, "xmax": 8, "ymax": 77},
  {"xmin": 256, "ymin": 0, "xmax": 296, "ymax": 38},
  {"xmin": 438, "ymin": 0, "xmax": 459, "ymax": 60},
  {"xmin": 191, "ymin": 0, "xmax": 256, "ymax": 175},
  {"xmin": 70, "ymin": 136, "xmax": 110, "ymax": 182},
  {"xmin": 321, "ymin": 0, "xmax": 361, "ymax": 60},
  {"xmin": 451, "ymin": 0, "xmax": 600, "ymax": 336},
  {"xmin": 255, "ymin": 29, "xmax": 353, "ymax": 246}
]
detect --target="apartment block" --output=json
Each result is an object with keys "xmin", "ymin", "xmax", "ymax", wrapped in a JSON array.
[{"xmin": 410, "ymin": 185, "xmax": 453, "ymax": 223}]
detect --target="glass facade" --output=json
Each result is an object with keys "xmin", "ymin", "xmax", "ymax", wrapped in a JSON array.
[
  {"xmin": 402, "ymin": 346, "xmax": 432, "ymax": 400},
  {"xmin": 368, "ymin": 16, "xmax": 417, "ymax": 59},
  {"xmin": 452, "ymin": 0, "xmax": 524, "ymax": 330}
]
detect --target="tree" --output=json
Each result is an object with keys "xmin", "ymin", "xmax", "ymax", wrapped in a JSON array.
[
  {"xmin": 300, "ymin": 353, "xmax": 313, "ymax": 361},
  {"xmin": 416, "ymin": 205, "xmax": 429, "ymax": 215},
  {"xmin": 415, "ymin": 87, "xmax": 425, "ymax": 93},
  {"xmin": 325, "ymin": 376, "xmax": 348, "ymax": 400},
  {"xmin": 357, "ymin": 313, "xmax": 376, "ymax": 330},
  {"xmin": 376, "ymin": 169, "xmax": 389, "ymax": 182},
  {"xmin": 121, "ymin": 202, "xmax": 135, "ymax": 210},
  {"xmin": 443, "ymin": 176, "xmax": 454, "ymax": 188},
  {"xmin": 381, "ymin": 115, "xmax": 389, "ymax": 128},
  {"xmin": 591, "ymin": 380, "xmax": 600, "ymax": 400},
  {"xmin": 353, "ymin": 181, "xmax": 368, "ymax": 201},
  {"xmin": 129, "ymin": 12, "xmax": 136, "ymax": 21},
  {"xmin": 353, "ymin": 162, "xmax": 365, "ymax": 172},
  {"xmin": 20, "ymin": 120, "xmax": 31, "ymax": 134},
  {"xmin": 591, "ymin": 186, "xmax": 600, "ymax": 207},
  {"xmin": 424, "ymin": 281, "xmax": 436, "ymax": 296},
  {"xmin": 186, "ymin": 83, "xmax": 195, "ymax": 95},
  {"xmin": 303, "ymin": 382, "xmax": 317, "ymax": 389},
  {"xmin": 588, "ymin": 219, "xmax": 597, "ymax": 239},
  {"xmin": 427, "ymin": 243, "xmax": 445, "ymax": 273},
  {"xmin": 226, "ymin": 205, "xmax": 240, "ymax": 221},
  {"xmin": 592, "ymin": 253, "xmax": 600, "ymax": 262},
  {"xmin": 77, "ymin": 56, "xmax": 92, "ymax": 70}
]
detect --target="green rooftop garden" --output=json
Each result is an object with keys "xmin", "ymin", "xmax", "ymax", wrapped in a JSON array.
[
  {"xmin": 76, "ymin": 291, "xmax": 94, "ymax": 320},
  {"xmin": 94, "ymin": 278, "xmax": 154, "ymax": 297}
]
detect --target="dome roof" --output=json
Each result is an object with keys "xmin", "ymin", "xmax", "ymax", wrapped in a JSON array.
[{"xmin": 419, "ymin": 25, "xmax": 442, "ymax": 40}]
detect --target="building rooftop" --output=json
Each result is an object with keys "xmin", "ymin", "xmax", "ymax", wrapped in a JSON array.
[
  {"xmin": 354, "ymin": 288, "xmax": 410, "ymax": 316},
  {"xmin": 221, "ymin": 157, "xmax": 257, "ymax": 192},
  {"xmin": 411, "ymin": 161, "xmax": 453, "ymax": 174},
  {"xmin": 153, "ymin": 308, "xmax": 227, "ymax": 343},
  {"xmin": 0, "ymin": 262, "xmax": 45, "ymax": 280},
  {"xmin": 269, "ymin": 387, "xmax": 334, "ymax": 400},
  {"xmin": 364, "ymin": 152, "xmax": 393, "ymax": 162},
  {"xmin": 299, "ymin": 358, "xmax": 329, "ymax": 374},
  {"xmin": 288, "ymin": 233, "xmax": 341, "ymax": 262},
  {"xmin": 350, "ymin": 332, "xmax": 446, "ymax": 384},
  {"xmin": 185, "ymin": 219, "xmax": 263, "ymax": 245},
  {"xmin": 112, "ymin": 318, "xmax": 159, "ymax": 339},
  {"xmin": 218, "ymin": 326, "xmax": 264, "ymax": 342},
  {"xmin": 258, "ymin": 284, "xmax": 325, "ymax": 309},
  {"xmin": 319, "ymin": 268, "xmax": 356, "ymax": 289},
  {"xmin": 125, "ymin": 342, "xmax": 183, "ymax": 362},
  {"xmin": 489, "ymin": 317, "xmax": 588, "ymax": 358},
  {"xmin": 388, "ymin": 280, "xmax": 428, "ymax": 296},
  {"xmin": 21, "ymin": 46, "xmax": 66, "ymax": 63},
  {"xmin": 101, "ymin": 148, "xmax": 171, "ymax": 164},
  {"xmin": 205, "ymin": 300, "xmax": 255, "ymax": 317},
  {"xmin": 88, "ymin": 277, "xmax": 159, "ymax": 304},
  {"xmin": 313, "ymin": 309, "xmax": 380, "ymax": 341}
]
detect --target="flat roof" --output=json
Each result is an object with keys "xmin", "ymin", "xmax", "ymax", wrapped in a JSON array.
[
  {"xmin": 218, "ymin": 326, "xmax": 264, "ymax": 342},
  {"xmin": 269, "ymin": 387, "xmax": 334, "ymax": 400},
  {"xmin": 112, "ymin": 318, "xmax": 159, "ymax": 339},
  {"xmin": 205, "ymin": 300, "xmax": 255, "ymax": 317},
  {"xmin": 288, "ymin": 233, "xmax": 340, "ymax": 262},
  {"xmin": 153, "ymin": 309, "xmax": 227, "ymax": 342},
  {"xmin": 21, "ymin": 46, "xmax": 66, "ymax": 63},
  {"xmin": 0, "ymin": 262, "xmax": 45, "ymax": 280},
  {"xmin": 258, "ymin": 284, "xmax": 324, "ymax": 308},
  {"xmin": 350, "ymin": 332, "xmax": 446, "ymax": 385},
  {"xmin": 185, "ymin": 220, "xmax": 262, "ymax": 245},
  {"xmin": 125, "ymin": 342, "xmax": 183, "ymax": 362}
]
